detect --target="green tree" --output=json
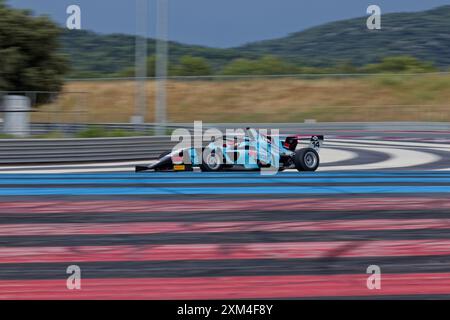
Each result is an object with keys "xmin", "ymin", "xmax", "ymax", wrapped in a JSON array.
[
  {"xmin": 221, "ymin": 56, "xmax": 297, "ymax": 75},
  {"xmin": 171, "ymin": 56, "xmax": 212, "ymax": 76},
  {"xmin": 0, "ymin": 0, "xmax": 68, "ymax": 103},
  {"xmin": 253, "ymin": 56, "xmax": 296, "ymax": 75},
  {"xmin": 220, "ymin": 58, "xmax": 258, "ymax": 75},
  {"xmin": 362, "ymin": 56, "xmax": 436, "ymax": 73},
  {"xmin": 147, "ymin": 55, "xmax": 157, "ymax": 76},
  {"xmin": 116, "ymin": 55, "xmax": 156, "ymax": 77}
]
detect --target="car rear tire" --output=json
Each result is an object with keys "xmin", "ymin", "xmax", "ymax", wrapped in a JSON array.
[{"xmin": 294, "ymin": 148, "xmax": 320, "ymax": 172}]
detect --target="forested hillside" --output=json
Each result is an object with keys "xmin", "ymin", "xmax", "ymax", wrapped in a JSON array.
[
  {"xmin": 239, "ymin": 5, "xmax": 450, "ymax": 68},
  {"xmin": 60, "ymin": 5, "xmax": 450, "ymax": 77}
]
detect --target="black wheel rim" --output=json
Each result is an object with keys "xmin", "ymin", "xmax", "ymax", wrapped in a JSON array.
[
  {"xmin": 304, "ymin": 151, "xmax": 318, "ymax": 168},
  {"xmin": 206, "ymin": 153, "xmax": 221, "ymax": 170}
]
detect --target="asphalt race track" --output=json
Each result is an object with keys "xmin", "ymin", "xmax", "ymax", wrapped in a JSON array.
[{"xmin": 0, "ymin": 136, "xmax": 449, "ymax": 299}]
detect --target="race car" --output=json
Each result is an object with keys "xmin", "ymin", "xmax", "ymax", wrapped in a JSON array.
[{"xmin": 136, "ymin": 128, "xmax": 324, "ymax": 173}]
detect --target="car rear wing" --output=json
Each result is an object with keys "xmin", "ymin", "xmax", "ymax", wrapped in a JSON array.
[
  {"xmin": 308, "ymin": 135, "xmax": 324, "ymax": 151},
  {"xmin": 284, "ymin": 135, "xmax": 324, "ymax": 152}
]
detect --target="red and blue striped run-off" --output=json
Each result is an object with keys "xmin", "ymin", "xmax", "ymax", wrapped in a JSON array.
[{"xmin": 0, "ymin": 171, "xmax": 449, "ymax": 299}]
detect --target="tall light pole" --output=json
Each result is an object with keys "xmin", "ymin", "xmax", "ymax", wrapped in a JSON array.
[
  {"xmin": 133, "ymin": 0, "xmax": 148, "ymax": 127},
  {"xmin": 155, "ymin": 0, "xmax": 168, "ymax": 135}
]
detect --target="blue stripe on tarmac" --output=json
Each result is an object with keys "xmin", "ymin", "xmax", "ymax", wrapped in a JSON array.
[
  {"xmin": 0, "ymin": 186, "xmax": 448, "ymax": 196},
  {"xmin": 1, "ymin": 171, "xmax": 450, "ymax": 180},
  {"xmin": 0, "ymin": 178, "xmax": 450, "ymax": 185}
]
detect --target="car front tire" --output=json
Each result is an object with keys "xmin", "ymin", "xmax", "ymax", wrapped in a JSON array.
[{"xmin": 200, "ymin": 150, "xmax": 224, "ymax": 172}]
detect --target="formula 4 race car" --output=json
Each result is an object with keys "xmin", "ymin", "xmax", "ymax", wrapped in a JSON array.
[{"xmin": 136, "ymin": 128, "xmax": 324, "ymax": 173}]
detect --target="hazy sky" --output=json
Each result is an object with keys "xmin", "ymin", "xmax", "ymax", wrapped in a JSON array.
[{"xmin": 8, "ymin": 0, "xmax": 450, "ymax": 47}]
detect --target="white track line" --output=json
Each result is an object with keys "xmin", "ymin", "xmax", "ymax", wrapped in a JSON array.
[
  {"xmin": 320, "ymin": 147, "xmax": 441, "ymax": 171},
  {"xmin": 329, "ymin": 139, "xmax": 450, "ymax": 150},
  {"xmin": 0, "ymin": 149, "xmax": 358, "ymax": 173},
  {"xmin": 317, "ymin": 148, "xmax": 358, "ymax": 164},
  {"xmin": 0, "ymin": 167, "xmax": 140, "ymax": 174},
  {"xmin": 0, "ymin": 160, "xmax": 152, "ymax": 170},
  {"xmin": 0, "ymin": 140, "xmax": 446, "ymax": 173}
]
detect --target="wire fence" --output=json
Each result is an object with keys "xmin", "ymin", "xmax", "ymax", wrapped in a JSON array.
[
  {"xmin": 63, "ymin": 72, "xmax": 450, "ymax": 124},
  {"xmin": 1, "ymin": 72, "xmax": 449, "ymax": 137},
  {"xmin": 65, "ymin": 71, "xmax": 450, "ymax": 82}
]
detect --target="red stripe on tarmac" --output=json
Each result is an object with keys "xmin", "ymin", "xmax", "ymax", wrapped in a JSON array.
[
  {"xmin": 0, "ymin": 198, "xmax": 448, "ymax": 214},
  {"xmin": 1, "ymin": 218, "xmax": 450, "ymax": 236},
  {"xmin": 2, "ymin": 239, "xmax": 450, "ymax": 264},
  {"xmin": 1, "ymin": 273, "xmax": 450, "ymax": 299}
]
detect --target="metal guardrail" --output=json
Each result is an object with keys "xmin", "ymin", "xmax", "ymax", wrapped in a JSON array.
[
  {"xmin": 0, "ymin": 122, "xmax": 449, "ymax": 165},
  {"xmin": 26, "ymin": 122, "xmax": 450, "ymax": 136},
  {"xmin": 0, "ymin": 136, "xmax": 175, "ymax": 164}
]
